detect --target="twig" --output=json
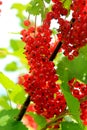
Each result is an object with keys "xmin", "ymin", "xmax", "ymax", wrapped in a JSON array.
[
  {"xmin": 41, "ymin": 109, "xmax": 69, "ymax": 130},
  {"xmin": 79, "ymin": 96, "xmax": 87, "ymax": 103},
  {"xmin": 49, "ymin": 41, "xmax": 62, "ymax": 61},
  {"xmin": 16, "ymin": 95, "xmax": 30, "ymax": 121}
]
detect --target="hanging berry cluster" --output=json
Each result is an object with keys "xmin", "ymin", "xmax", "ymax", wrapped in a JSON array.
[
  {"xmin": 68, "ymin": 78, "xmax": 87, "ymax": 100},
  {"xmin": 20, "ymin": 0, "xmax": 87, "ymax": 122},
  {"xmin": 20, "ymin": 24, "xmax": 66, "ymax": 118},
  {"xmin": 60, "ymin": 0, "xmax": 87, "ymax": 60},
  {"xmin": 68, "ymin": 78, "xmax": 87, "ymax": 125},
  {"xmin": 20, "ymin": 0, "xmax": 68, "ymax": 119}
]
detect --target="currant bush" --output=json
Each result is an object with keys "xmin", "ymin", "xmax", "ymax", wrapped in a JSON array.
[{"xmin": 19, "ymin": 0, "xmax": 87, "ymax": 128}]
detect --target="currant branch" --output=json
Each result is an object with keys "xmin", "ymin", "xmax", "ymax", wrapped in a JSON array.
[
  {"xmin": 16, "ymin": 41, "xmax": 63, "ymax": 121},
  {"xmin": 16, "ymin": 95, "xmax": 30, "ymax": 121},
  {"xmin": 41, "ymin": 109, "xmax": 69, "ymax": 130},
  {"xmin": 41, "ymin": 95, "xmax": 87, "ymax": 130},
  {"xmin": 49, "ymin": 41, "xmax": 62, "ymax": 61},
  {"xmin": 80, "ymin": 96, "xmax": 87, "ymax": 104}
]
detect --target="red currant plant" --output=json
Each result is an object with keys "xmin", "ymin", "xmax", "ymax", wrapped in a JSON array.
[{"xmin": 0, "ymin": 0, "xmax": 87, "ymax": 130}]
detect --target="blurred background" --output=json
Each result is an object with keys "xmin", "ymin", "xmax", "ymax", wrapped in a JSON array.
[{"xmin": 0, "ymin": 0, "xmax": 29, "ymax": 95}]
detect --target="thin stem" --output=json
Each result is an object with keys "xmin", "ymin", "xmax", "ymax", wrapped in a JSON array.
[
  {"xmin": 80, "ymin": 96, "xmax": 87, "ymax": 103},
  {"xmin": 16, "ymin": 95, "xmax": 30, "ymax": 121},
  {"xmin": 28, "ymin": 13, "xmax": 30, "ymax": 20}
]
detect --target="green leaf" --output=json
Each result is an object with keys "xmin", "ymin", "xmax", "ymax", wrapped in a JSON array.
[
  {"xmin": 0, "ymin": 115, "xmax": 10, "ymax": 126},
  {"xmin": 0, "ymin": 109, "xmax": 27, "ymax": 130},
  {"xmin": 59, "ymin": 78, "xmax": 83, "ymax": 128},
  {"xmin": 4, "ymin": 61, "xmax": 18, "ymax": 71},
  {"xmin": 63, "ymin": 0, "xmax": 72, "ymax": 10},
  {"xmin": 44, "ymin": 0, "xmax": 51, "ymax": 3},
  {"xmin": 80, "ymin": 44, "xmax": 87, "ymax": 61},
  {"xmin": 10, "ymin": 84, "xmax": 26, "ymax": 104},
  {"xmin": 11, "ymin": 3, "xmax": 26, "ymax": 11},
  {"xmin": 54, "ymin": 46, "xmax": 87, "ymax": 128},
  {"xmin": 57, "ymin": 45, "xmax": 87, "ymax": 84},
  {"xmin": 11, "ymin": 3, "xmax": 26, "ymax": 19},
  {"xmin": 0, "ymin": 73, "xmax": 26, "ymax": 104},
  {"xmin": 52, "ymin": 28, "xmax": 58, "ymax": 35},
  {"xmin": 61, "ymin": 121, "xmax": 83, "ymax": 130},
  {"xmin": 10, "ymin": 39, "xmax": 25, "ymax": 51},
  {"xmin": 60, "ymin": 0, "xmax": 72, "ymax": 10},
  {"xmin": 11, "ymin": 3, "xmax": 27, "ymax": 27},
  {"xmin": 0, "ymin": 109, "xmax": 19, "ymax": 126},
  {"xmin": 29, "ymin": 112, "xmax": 47, "ymax": 129},
  {"xmin": 0, "ymin": 121, "xmax": 28, "ymax": 130},
  {"xmin": 26, "ymin": 0, "xmax": 44, "ymax": 15},
  {"xmin": 0, "ymin": 96, "xmax": 11, "ymax": 110},
  {"xmin": 13, "ymin": 49, "xmax": 28, "ymax": 68},
  {"xmin": 62, "ymin": 90, "xmax": 81, "ymax": 122},
  {"xmin": 0, "ymin": 48, "xmax": 8, "ymax": 58}
]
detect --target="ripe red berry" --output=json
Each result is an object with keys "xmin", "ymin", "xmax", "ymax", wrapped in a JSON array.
[
  {"xmin": 0, "ymin": 1, "xmax": 2, "ymax": 5},
  {"xmin": 24, "ymin": 20, "xmax": 30, "ymax": 26}
]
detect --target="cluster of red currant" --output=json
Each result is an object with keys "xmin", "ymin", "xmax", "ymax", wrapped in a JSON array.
[
  {"xmin": 61, "ymin": 0, "xmax": 87, "ymax": 59},
  {"xmin": 20, "ymin": 0, "xmax": 68, "ymax": 119},
  {"xmin": 68, "ymin": 78, "xmax": 87, "ymax": 100},
  {"xmin": 68, "ymin": 78, "xmax": 87, "ymax": 124},
  {"xmin": 20, "ymin": 27, "xmax": 66, "ymax": 118}
]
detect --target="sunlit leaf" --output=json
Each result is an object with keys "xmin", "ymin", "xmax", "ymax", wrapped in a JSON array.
[
  {"xmin": 57, "ymin": 45, "xmax": 87, "ymax": 84},
  {"xmin": 29, "ymin": 112, "xmax": 47, "ymax": 129},
  {"xmin": 10, "ymin": 39, "xmax": 25, "ymax": 51},
  {"xmin": 60, "ymin": 0, "xmax": 72, "ymax": 10},
  {"xmin": 0, "ymin": 109, "xmax": 19, "ymax": 126},
  {"xmin": 62, "ymin": 90, "xmax": 83, "ymax": 128},
  {"xmin": 4, "ymin": 61, "xmax": 18, "ymax": 71},
  {"xmin": 61, "ymin": 121, "xmax": 83, "ymax": 130},
  {"xmin": 11, "ymin": 3, "xmax": 27, "ymax": 27},
  {"xmin": 52, "ymin": 28, "xmax": 58, "ymax": 35},
  {"xmin": 0, "ymin": 109, "xmax": 27, "ymax": 130},
  {"xmin": 0, "ymin": 48, "xmax": 8, "ymax": 58},
  {"xmin": 44, "ymin": 0, "xmax": 51, "ymax": 3},
  {"xmin": 26, "ymin": 0, "xmax": 44, "ymax": 15},
  {"xmin": 13, "ymin": 49, "xmax": 28, "ymax": 68},
  {"xmin": 0, "ymin": 96, "xmax": 11, "ymax": 110},
  {"xmin": 0, "ymin": 73, "xmax": 26, "ymax": 104}
]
